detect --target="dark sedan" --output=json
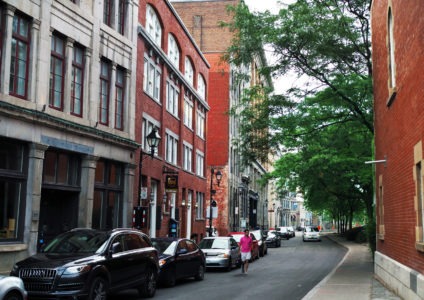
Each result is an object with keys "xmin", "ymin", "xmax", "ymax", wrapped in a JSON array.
[
  {"xmin": 265, "ymin": 231, "xmax": 281, "ymax": 247},
  {"xmin": 151, "ymin": 238, "xmax": 205, "ymax": 287}
]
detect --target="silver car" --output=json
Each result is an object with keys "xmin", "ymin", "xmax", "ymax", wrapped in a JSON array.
[
  {"xmin": 303, "ymin": 226, "xmax": 321, "ymax": 242},
  {"xmin": 0, "ymin": 275, "xmax": 27, "ymax": 300},
  {"xmin": 198, "ymin": 237, "xmax": 241, "ymax": 271}
]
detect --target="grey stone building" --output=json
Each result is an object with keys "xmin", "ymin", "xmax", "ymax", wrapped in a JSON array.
[{"xmin": 0, "ymin": 0, "xmax": 139, "ymax": 273}]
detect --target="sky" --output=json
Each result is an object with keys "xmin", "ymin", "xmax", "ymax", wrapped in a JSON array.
[{"xmin": 243, "ymin": 0, "xmax": 299, "ymax": 93}]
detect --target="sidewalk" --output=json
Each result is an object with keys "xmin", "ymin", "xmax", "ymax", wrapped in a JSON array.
[{"xmin": 302, "ymin": 233, "xmax": 402, "ymax": 300}]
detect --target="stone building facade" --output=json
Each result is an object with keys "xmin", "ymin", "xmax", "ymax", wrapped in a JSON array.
[
  {"xmin": 0, "ymin": 0, "xmax": 140, "ymax": 273},
  {"xmin": 372, "ymin": 0, "xmax": 424, "ymax": 298}
]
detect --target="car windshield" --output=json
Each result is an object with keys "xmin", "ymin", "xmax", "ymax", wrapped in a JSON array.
[
  {"xmin": 251, "ymin": 231, "xmax": 261, "ymax": 239},
  {"xmin": 42, "ymin": 230, "xmax": 109, "ymax": 254},
  {"xmin": 306, "ymin": 227, "xmax": 319, "ymax": 232},
  {"xmin": 230, "ymin": 234, "xmax": 243, "ymax": 242},
  {"xmin": 151, "ymin": 239, "xmax": 177, "ymax": 255},
  {"xmin": 267, "ymin": 232, "xmax": 276, "ymax": 238},
  {"xmin": 199, "ymin": 238, "xmax": 228, "ymax": 249}
]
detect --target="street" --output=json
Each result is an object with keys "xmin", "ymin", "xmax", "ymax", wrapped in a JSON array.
[{"xmin": 110, "ymin": 232, "xmax": 347, "ymax": 300}]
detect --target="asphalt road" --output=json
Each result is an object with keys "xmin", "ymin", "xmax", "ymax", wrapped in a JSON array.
[{"xmin": 111, "ymin": 232, "xmax": 347, "ymax": 300}]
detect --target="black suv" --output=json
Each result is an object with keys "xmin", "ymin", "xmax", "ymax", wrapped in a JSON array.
[{"xmin": 10, "ymin": 228, "xmax": 159, "ymax": 299}]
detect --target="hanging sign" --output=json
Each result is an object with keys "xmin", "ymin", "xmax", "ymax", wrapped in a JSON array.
[{"xmin": 165, "ymin": 175, "xmax": 178, "ymax": 192}]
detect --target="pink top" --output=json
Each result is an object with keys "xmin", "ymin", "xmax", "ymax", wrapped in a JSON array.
[{"xmin": 239, "ymin": 235, "xmax": 252, "ymax": 253}]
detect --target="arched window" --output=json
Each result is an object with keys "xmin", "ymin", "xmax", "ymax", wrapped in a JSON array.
[
  {"xmin": 388, "ymin": 8, "xmax": 396, "ymax": 89},
  {"xmin": 146, "ymin": 5, "xmax": 162, "ymax": 46},
  {"xmin": 197, "ymin": 74, "xmax": 206, "ymax": 100},
  {"xmin": 168, "ymin": 34, "xmax": 180, "ymax": 68},
  {"xmin": 184, "ymin": 57, "xmax": 194, "ymax": 86}
]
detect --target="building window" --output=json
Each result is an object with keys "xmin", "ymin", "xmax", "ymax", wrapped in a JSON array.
[
  {"xmin": 198, "ymin": 74, "xmax": 206, "ymax": 100},
  {"xmin": 0, "ymin": 7, "xmax": 3, "ymax": 83},
  {"xmin": 142, "ymin": 118, "xmax": 160, "ymax": 155},
  {"xmin": 196, "ymin": 192, "xmax": 204, "ymax": 219},
  {"xmin": 183, "ymin": 143, "xmax": 193, "ymax": 172},
  {"xmin": 93, "ymin": 160, "xmax": 124, "ymax": 230},
  {"xmin": 143, "ymin": 54, "xmax": 161, "ymax": 102},
  {"xmin": 417, "ymin": 163, "xmax": 424, "ymax": 242},
  {"xmin": 196, "ymin": 151, "xmax": 204, "ymax": 177},
  {"xmin": 10, "ymin": 13, "xmax": 30, "ymax": 99},
  {"xmin": 103, "ymin": 0, "xmax": 113, "ymax": 27},
  {"xmin": 184, "ymin": 96, "xmax": 193, "ymax": 129},
  {"xmin": 146, "ymin": 5, "xmax": 162, "ymax": 46},
  {"xmin": 49, "ymin": 34, "xmax": 66, "ymax": 110},
  {"xmin": 115, "ymin": 67, "xmax": 125, "ymax": 130},
  {"xmin": 196, "ymin": 107, "xmax": 205, "ymax": 139},
  {"xmin": 0, "ymin": 138, "xmax": 27, "ymax": 241},
  {"xmin": 71, "ymin": 45, "xmax": 84, "ymax": 116},
  {"xmin": 43, "ymin": 150, "xmax": 81, "ymax": 186},
  {"xmin": 99, "ymin": 60, "xmax": 111, "ymax": 125},
  {"xmin": 168, "ymin": 34, "xmax": 180, "ymax": 68},
  {"xmin": 388, "ymin": 8, "xmax": 396, "ymax": 90},
  {"xmin": 166, "ymin": 79, "xmax": 179, "ymax": 117},
  {"xmin": 184, "ymin": 57, "xmax": 194, "ymax": 86},
  {"xmin": 117, "ymin": 0, "xmax": 127, "ymax": 35},
  {"xmin": 165, "ymin": 132, "xmax": 178, "ymax": 165}
]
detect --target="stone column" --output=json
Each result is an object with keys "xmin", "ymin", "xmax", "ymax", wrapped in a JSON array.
[
  {"xmin": 78, "ymin": 155, "xmax": 98, "ymax": 228},
  {"xmin": 26, "ymin": 143, "xmax": 49, "ymax": 256}
]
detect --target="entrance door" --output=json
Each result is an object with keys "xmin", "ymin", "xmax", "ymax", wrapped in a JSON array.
[{"xmin": 38, "ymin": 189, "xmax": 79, "ymax": 251}]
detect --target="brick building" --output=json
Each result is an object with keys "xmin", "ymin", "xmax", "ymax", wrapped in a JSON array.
[
  {"xmin": 171, "ymin": 0, "xmax": 272, "ymax": 236},
  {"xmin": 372, "ymin": 1, "xmax": 424, "ymax": 298},
  {"xmin": 136, "ymin": 0, "xmax": 210, "ymax": 241}
]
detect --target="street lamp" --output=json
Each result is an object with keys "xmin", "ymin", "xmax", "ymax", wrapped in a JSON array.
[
  {"xmin": 209, "ymin": 168, "xmax": 222, "ymax": 237},
  {"xmin": 263, "ymin": 199, "xmax": 268, "ymax": 229},
  {"xmin": 138, "ymin": 127, "xmax": 161, "ymax": 207}
]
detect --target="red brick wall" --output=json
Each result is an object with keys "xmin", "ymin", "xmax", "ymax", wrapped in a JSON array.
[
  {"xmin": 136, "ymin": 0, "xmax": 210, "ymax": 238},
  {"xmin": 372, "ymin": 0, "xmax": 424, "ymax": 273}
]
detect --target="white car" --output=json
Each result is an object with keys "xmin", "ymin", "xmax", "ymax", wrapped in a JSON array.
[
  {"xmin": 0, "ymin": 275, "xmax": 27, "ymax": 300},
  {"xmin": 303, "ymin": 226, "xmax": 321, "ymax": 242}
]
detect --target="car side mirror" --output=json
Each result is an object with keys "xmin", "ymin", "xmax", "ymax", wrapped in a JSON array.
[{"xmin": 110, "ymin": 242, "xmax": 123, "ymax": 255}]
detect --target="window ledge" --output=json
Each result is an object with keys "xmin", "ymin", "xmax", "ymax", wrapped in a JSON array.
[
  {"xmin": 0, "ymin": 243, "xmax": 28, "ymax": 252},
  {"xmin": 415, "ymin": 242, "xmax": 424, "ymax": 252}
]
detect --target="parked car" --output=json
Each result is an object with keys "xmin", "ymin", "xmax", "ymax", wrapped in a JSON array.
[
  {"xmin": 151, "ymin": 237, "xmax": 205, "ymax": 287},
  {"xmin": 10, "ymin": 228, "xmax": 159, "ymax": 299},
  {"xmin": 228, "ymin": 232, "xmax": 260, "ymax": 261},
  {"xmin": 277, "ymin": 227, "xmax": 291, "ymax": 240},
  {"xmin": 303, "ymin": 226, "xmax": 322, "ymax": 242},
  {"xmin": 198, "ymin": 236, "xmax": 241, "ymax": 271},
  {"xmin": 250, "ymin": 229, "xmax": 267, "ymax": 256},
  {"xmin": 265, "ymin": 231, "xmax": 281, "ymax": 248},
  {"xmin": 0, "ymin": 275, "xmax": 27, "ymax": 300},
  {"xmin": 287, "ymin": 226, "xmax": 296, "ymax": 238}
]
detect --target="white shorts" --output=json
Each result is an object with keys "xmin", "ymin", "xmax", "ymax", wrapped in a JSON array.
[{"xmin": 241, "ymin": 251, "xmax": 251, "ymax": 262}]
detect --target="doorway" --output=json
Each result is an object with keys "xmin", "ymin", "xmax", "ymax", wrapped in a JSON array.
[{"xmin": 37, "ymin": 188, "xmax": 79, "ymax": 251}]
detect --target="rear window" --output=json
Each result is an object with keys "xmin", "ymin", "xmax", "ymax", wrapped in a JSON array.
[{"xmin": 199, "ymin": 238, "xmax": 228, "ymax": 249}]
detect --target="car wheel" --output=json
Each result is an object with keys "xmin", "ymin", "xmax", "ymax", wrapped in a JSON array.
[
  {"xmin": 139, "ymin": 267, "xmax": 157, "ymax": 298},
  {"xmin": 226, "ymin": 258, "xmax": 233, "ymax": 272},
  {"xmin": 195, "ymin": 264, "xmax": 205, "ymax": 280},
  {"xmin": 88, "ymin": 276, "xmax": 108, "ymax": 300},
  {"xmin": 165, "ymin": 270, "xmax": 176, "ymax": 287},
  {"xmin": 4, "ymin": 291, "xmax": 23, "ymax": 300}
]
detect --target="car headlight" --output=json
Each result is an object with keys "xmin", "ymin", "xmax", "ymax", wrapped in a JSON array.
[
  {"xmin": 217, "ymin": 253, "xmax": 229, "ymax": 258},
  {"xmin": 63, "ymin": 265, "xmax": 91, "ymax": 275}
]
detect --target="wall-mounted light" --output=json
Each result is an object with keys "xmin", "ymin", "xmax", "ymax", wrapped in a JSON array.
[{"xmin": 182, "ymin": 199, "xmax": 186, "ymax": 206}]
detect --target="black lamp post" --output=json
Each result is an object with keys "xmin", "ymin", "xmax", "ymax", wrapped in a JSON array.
[
  {"xmin": 209, "ymin": 168, "xmax": 222, "ymax": 237},
  {"xmin": 138, "ymin": 127, "xmax": 161, "ymax": 206},
  {"xmin": 263, "ymin": 199, "xmax": 268, "ymax": 229}
]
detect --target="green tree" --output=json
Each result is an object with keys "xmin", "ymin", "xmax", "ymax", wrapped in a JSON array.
[{"xmin": 223, "ymin": 0, "xmax": 374, "ymax": 234}]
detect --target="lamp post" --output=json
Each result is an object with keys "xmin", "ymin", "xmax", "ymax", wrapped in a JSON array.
[
  {"xmin": 137, "ymin": 127, "xmax": 161, "ymax": 206},
  {"xmin": 209, "ymin": 168, "xmax": 222, "ymax": 237},
  {"xmin": 263, "ymin": 199, "xmax": 268, "ymax": 229}
]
